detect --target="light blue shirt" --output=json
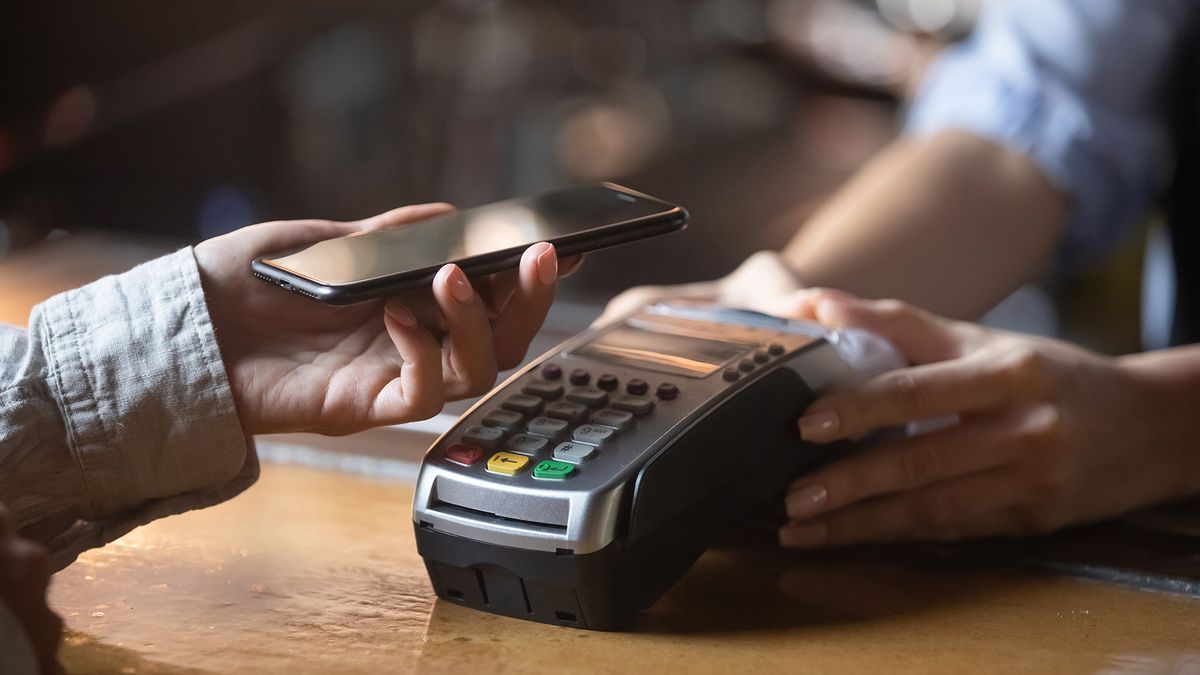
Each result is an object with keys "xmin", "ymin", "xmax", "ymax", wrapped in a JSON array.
[{"xmin": 906, "ymin": 0, "xmax": 1197, "ymax": 267}]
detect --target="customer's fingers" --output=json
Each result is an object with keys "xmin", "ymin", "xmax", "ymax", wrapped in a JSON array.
[
  {"xmin": 358, "ymin": 203, "xmax": 455, "ymax": 232},
  {"xmin": 491, "ymin": 243, "xmax": 558, "ymax": 370},
  {"xmin": 234, "ymin": 219, "xmax": 361, "ymax": 256},
  {"xmin": 559, "ymin": 254, "xmax": 585, "ymax": 278},
  {"xmin": 431, "ymin": 264, "xmax": 499, "ymax": 399},
  {"xmin": 374, "ymin": 302, "xmax": 446, "ymax": 424},
  {"xmin": 0, "ymin": 504, "xmax": 14, "ymax": 537}
]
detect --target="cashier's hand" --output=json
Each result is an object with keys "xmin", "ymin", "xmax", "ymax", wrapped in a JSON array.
[
  {"xmin": 594, "ymin": 250, "xmax": 804, "ymax": 325},
  {"xmin": 777, "ymin": 290, "xmax": 1200, "ymax": 548},
  {"xmin": 195, "ymin": 204, "xmax": 581, "ymax": 435}
]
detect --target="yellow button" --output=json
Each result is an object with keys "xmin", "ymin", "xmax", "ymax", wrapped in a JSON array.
[{"xmin": 486, "ymin": 451, "xmax": 530, "ymax": 476}]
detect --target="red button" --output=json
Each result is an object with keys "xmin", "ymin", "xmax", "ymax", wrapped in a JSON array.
[
  {"xmin": 445, "ymin": 444, "xmax": 485, "ymax": 465},
  {"xmin": 570, "ymin": 369, "xmax": 591, "ymax": 386},
  {"xmin": 626, "ymin": 378, "xmax": 648, "ymax": 395},
  {"xmin": 542, "ymin": 363, "xmax": 563, "ymax": 380},
  {"xmin": 656, "ymin": 383, "xmax": 679, "ymax": 400}
]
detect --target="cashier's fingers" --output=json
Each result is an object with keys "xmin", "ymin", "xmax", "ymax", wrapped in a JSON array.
[
  {"xmin": 594, "ymin": 281, "xmax": 720, "ymax": 327},
  {"xmin": 431, "ymin": 264, "xmax": 499, "ymax": 398},
  {"xmin": 786, "ymin": 415, "xmax": 1016, "ymax": 520},
  {"xmin": 779, "ymin": 469, "xmax": 1023, "ymax": 548},
  {"xmin": 802, "ymin": 293, "xmax": 968, "ymax": 365},
  {"xmin": 375, "ymin": 302, "xmax": 446, "ymax": 424},
  {"xmin": 490, "ymin": 242, "xmax": 559, "ymax": 370},
  {"xmin": 797, "ymin": 356, "xmax": 1023, "ymax": 443}
]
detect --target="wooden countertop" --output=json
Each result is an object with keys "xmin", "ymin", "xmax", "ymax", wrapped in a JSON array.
[
  {"xmin": 50, "ymin": 461, "xmax": 1200, "ymax": 674},
  {"xmin": 9, "ymin": 231, "xmax": 1200, "ymax": 672}
]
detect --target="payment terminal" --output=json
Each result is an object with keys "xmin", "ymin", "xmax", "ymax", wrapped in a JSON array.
[{"xmin": 412, "ymin": 302, "xmax": 904, "ymax": 630}]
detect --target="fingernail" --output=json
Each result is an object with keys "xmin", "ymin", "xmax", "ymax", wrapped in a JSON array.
[
  {"xmin": 535, "ymin": 243, "xmax": 557, "ymax": 285},
  {"xmin": 444, "ymin": 265, "xmax": 474, "ymax": 304},
  {"xmin": 786, "ymin": 484, "xmax": 828, "ymax": 519},
  {"xmin": 386, "ymin": 302, "xmax": 417, "ymax": 327},
  {"xmin": 778, "ymin": 521, "xmax": 828, "ymax": 549},
  {"xmin": 798, "ymin": 408, "xmax": 840, "ymax": 441},
  {"xmin": 815, "ymin": 297, "xmax": 845, "ymax": 326}
]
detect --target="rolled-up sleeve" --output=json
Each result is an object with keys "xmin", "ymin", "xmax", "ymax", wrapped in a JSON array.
[
  {"xmin": 906, "ymin": 0, "xmax": 1195, "ymax": 266},
  {"xmin": 0, "ymin": 248, "xmax": 256, "ymax": 569}
]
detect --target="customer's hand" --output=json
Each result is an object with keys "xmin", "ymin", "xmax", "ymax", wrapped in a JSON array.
[
  {"xmin": 594, "ymin": 250, "xmax": 803, "ymax": 325},
  {"xmin": 195, "ymin": 204, "xmax": 579, "ymax": 435},
  {"xmin": 778, "ymin": 290, "xmax": 1200, "ymax": 548},
  {"xmin": 0, "ymin": 507, "xmax": 63, "ymax": 675}
]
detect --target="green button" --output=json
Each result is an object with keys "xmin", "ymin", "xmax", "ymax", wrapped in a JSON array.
[{"xmin": 533, "ymin": 459, "xmax": 576, "ymax": 480}]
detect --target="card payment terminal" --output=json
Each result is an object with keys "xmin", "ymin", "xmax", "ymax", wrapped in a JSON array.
[{"xmin": 412, "ymin": 303, "xmax": 904, "ymax": 629}]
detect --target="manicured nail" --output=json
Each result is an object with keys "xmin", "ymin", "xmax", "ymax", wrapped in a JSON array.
[
  {"xmin": 535, "ymin": 243, "xmax": 557, "ymax": 285},
  {"xmin": 386, "ymin": 302, "xmax": 417, "ymax": 327},
  {"xmin": 786, "ymin": 484, "xmax": 828, "ymax": 519},
  {"xmin": 444, "ymin": 265, "xmax": 473, "ymax": 304},
  {"xmin": 778, "ymin": 521, "xmax": 828, "ymax": 549},
  {"xmin": 798, "ymin": 408, "xmax": 840, "ymax": 441}
]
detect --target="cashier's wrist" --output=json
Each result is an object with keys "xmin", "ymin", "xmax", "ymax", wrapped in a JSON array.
[{"xmin": 1116, "ymin": 346, "xmax": 1200, "ymax": 497}]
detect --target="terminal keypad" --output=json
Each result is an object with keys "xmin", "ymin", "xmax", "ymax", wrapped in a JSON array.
[
  {"xmin": 527, "ymin": 416, "xmax": 570, "ymax": 438},
  {"xmin": 454, "ymin": 367, "xmax": 684, "ymax": 480}
]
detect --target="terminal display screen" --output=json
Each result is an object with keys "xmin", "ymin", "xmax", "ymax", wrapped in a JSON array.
[{"xmin": 573, "ymin": 325, "xmax": 752, "ymax": 378}]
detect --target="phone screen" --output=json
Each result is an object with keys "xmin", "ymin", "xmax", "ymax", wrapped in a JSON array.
[{"xmin": 262, "ymin": 184, "xmax": 675, "ymax": 285}]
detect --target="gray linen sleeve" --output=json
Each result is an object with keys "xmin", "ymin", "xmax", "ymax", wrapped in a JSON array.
[{"xmin": 0, "ymin": 247, "xmax": 257, "ymax": 569}]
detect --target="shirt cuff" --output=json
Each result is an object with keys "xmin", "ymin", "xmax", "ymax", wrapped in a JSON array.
[
  {"xmin": 905, "ymin": 48, "xmax": 1166, "ymax": 268},
  {"xmin": 36, "ymin": 248, "xmax": 251, "ymax": 521}
]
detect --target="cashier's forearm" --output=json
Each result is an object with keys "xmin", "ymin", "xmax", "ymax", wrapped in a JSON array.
[{"xmin": 782, "ymin": 131, "xmax": 1069, "ymax": 320}]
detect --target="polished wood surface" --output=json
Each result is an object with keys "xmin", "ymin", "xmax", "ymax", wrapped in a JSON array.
[
  {"xmin": 50, "ymin": 462, "xmax": 1200, "ymax": 674},
  {"xmin": 9, "ymin": 232, "xmax": 1200, "ymax": 672}
]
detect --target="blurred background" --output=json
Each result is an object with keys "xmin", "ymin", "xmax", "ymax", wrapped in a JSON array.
[{"xmin": 0, "ymin": 0, "xmax": 1145, "ymax": 352}]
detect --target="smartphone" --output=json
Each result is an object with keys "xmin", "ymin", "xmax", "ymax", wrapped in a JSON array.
[{"xmin": 251, "ymin": 182, "xmax": 688, "ymax": 305}]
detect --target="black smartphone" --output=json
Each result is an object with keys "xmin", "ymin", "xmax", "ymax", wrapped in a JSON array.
[{"xmin": 251, "ymin": 182, "xmax": 688, "ymax": 305}]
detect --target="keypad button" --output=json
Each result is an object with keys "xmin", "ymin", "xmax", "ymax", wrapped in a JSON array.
[
  {"xmin": 507, "ymin": 433, "xmax": 549, "ymax": 455},
  {"xmin": 572, "ymin": 425, "xmax": 615, "ymax": 445},
  {"xmin": 541, "ymin": 363, "xmax": 563, "ymax": 380},
  {"xmin": 445, "ymin": 443, "xmax": 485, "ymax": 466},
  {"xmin": 626, "ymin": 378, "xmax": 648, "ymax": 395},
  {"xmin": 591, "ymin": 408, "xmax": 633, "ymax": 430},
  {"xmin": 522, "ymin": 380, "xmax": 564, "ymax": 400},
  {"xmin": 482, "ymin": 409, "xmax": 524, "ymax": 431},
  {"xmin": 722, "ymin": 368, "xmax": 740, "ymax": 382},
  {"xmin": 553, "ymin": 441, "xmax": 597, "ymax": 464},
  {"xmin": 566, "ymin": 386, "xmax": 609, "ymax": 408},
  {"xmin": 463, "ymin": 425, "xmax": 505, "ymax": 448},
  {"xmin": 739, "ymin": 359, "xmax": 754, "ymax": 372},
  {"xmin": 501, "ymin": 394, "xmax": 543, "ymax": 416},
  {"xmin": 611, "ymin": 394, "xmax": 655, "ymax": 415},
  {"xmin": 527, "ymin": 416, "xmax": 570, "ymax": 438},
  {"xmin": 656, "ymin": 383, "xmax": 679, "ymax": 400},
  {"xmin": 533, "ymin": 459, "xmax": 576, "ymax": 480},
  {"xmin": 487, "ymin": 451, "xmax": 530, "ymax": 476},
  {"xmin": 545, "ymin": 401, "xmax": 589, "ymax": 423},
  {"xmin": 768, "ymin": 343, "xmax": 785, "ymax": 356},
  {"xmin": 753, "ymin": 349, "xmax": 770, "ymax": 364},
  {"xmin": 569, "ymin": 369, "xmax": 591, "ymax": 386},
  {"xmin": 596, "ymin": 374, "xmax": 619, "ymax": 391}
]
